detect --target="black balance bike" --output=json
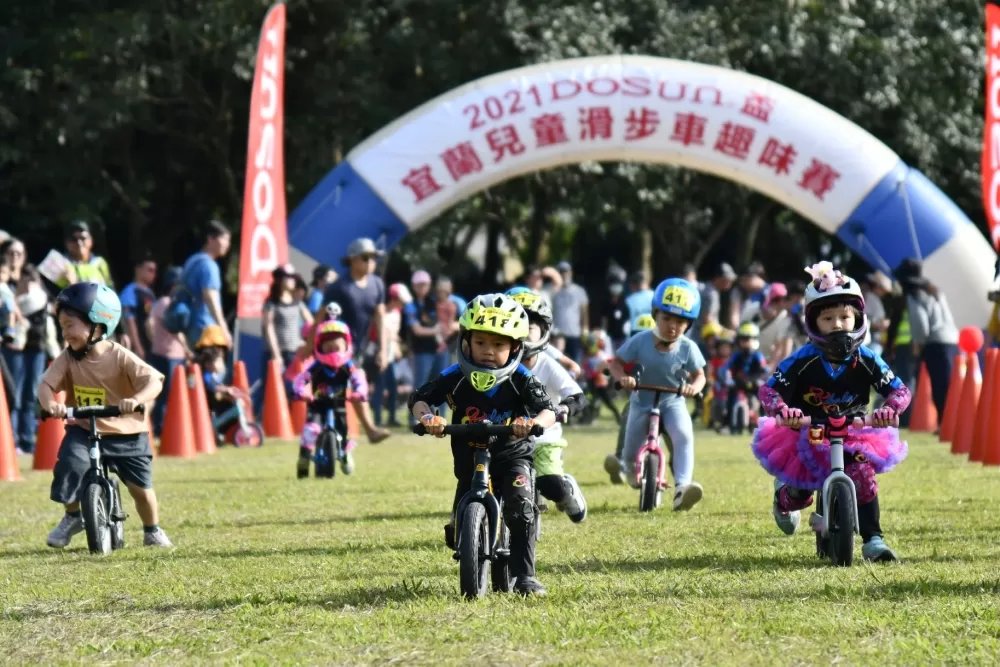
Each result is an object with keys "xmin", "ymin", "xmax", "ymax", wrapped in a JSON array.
[
  {"xmin": 42, "ymin": 404, "xmax": 144, "ymax": 555},
  {"xmin": 412, "ymin": 421, "xmax": 544, "ymax": 599}
]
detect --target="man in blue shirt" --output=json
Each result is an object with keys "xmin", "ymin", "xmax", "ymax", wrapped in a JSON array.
[
  {"xmin": 625, "ymin": 270, "xmax": 654, "ymax": 334},
  {"xmin": 323, "ymin": 237, "xmax": 388, "ymax": 375},
  {"xmin": 119, "ymin": 256, "xmax": 157, "ymax": 359},
  {"xmin": 182, "ymin": 221, "xmax": 232, "ymax": 349}
]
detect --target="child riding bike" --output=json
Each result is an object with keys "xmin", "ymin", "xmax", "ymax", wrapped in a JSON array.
[
  {"xmin": 720, "ymin": 322, "xmax": 770, "ymax": 433},
  {"xmin": 40, "ymin": 282, "xmax": 172, "ymax": 549},
  {"xmin": 580, "ymin": 329, "xmax": 621, "ymax": 425},
  {"xmin": 291, "ymin": 319, "xmax": 370, "ymax": 476},
  {"xmin": 604, "ymin": 313, "xmax": 656, "ymax": 484},
  {"xmin": 409, "ymin": 293, "xmax": 556, "ymax": 597},
  {"xmin": 506, "ymin": 286, "xmax": 588, "ymax": 523},
  {"xmin": 707, "ymin": 329, "xmax": 734, "ymax": 430},
  {"xmin": 193, "ymin": 325, "xmax": 246, "ymax": 442},
  {"xmin": 752, "ymin": 262, "xmax": 911, "ymax": 562},
  {"xmin": 609, "ymin": 278, "xmax": 707, "ymax": 510}
]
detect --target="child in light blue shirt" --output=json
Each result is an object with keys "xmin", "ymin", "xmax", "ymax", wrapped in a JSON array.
[{"xmin": 610, "ymin": 278, "xmax": 707, "ymax": 511}]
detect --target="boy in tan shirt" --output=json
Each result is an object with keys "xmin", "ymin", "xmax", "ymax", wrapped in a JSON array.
[{"xmin": 39, "ymin": 282, "xmax": 172, "ymax": 548}]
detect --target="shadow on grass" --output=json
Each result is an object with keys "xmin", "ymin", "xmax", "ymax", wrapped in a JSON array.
[
  {"xmin": 188, "ymin": 509, "xmax": 452, "ymax": 530},
  {"xmin": 149, "ymin": 536, "xmax": 445, "ymax": 561},
  {"xmin": 545, "ymin": 553, "xmax": 820, "ymax": 576}
]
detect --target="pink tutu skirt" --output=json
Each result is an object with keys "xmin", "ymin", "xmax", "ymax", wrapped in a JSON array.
[{"xmin": 750, "ymin": 417, "xmax": 908, "ymax": 490}]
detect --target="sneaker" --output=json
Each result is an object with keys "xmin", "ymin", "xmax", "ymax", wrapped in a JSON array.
[
  {"xmin": 513, "ymin": 575, "xmax": 547, "ymax": 597},
  {"xmin": 296, "ymin": 456, "xmax": 310, "ymax": 479},
  {"xmin": 368, "ymin": 428, "xmax": 391, "ymax": 444},
  {"xmin": 673, "ymin": 482, "xmax": 704, "ymax": 511},
  {"xmin": 556, "ymin": 474, "xmax": 587, "ymax": 523},
  {"xmin": 340, "ymin": 451, "xmax": 355, "ymax": 475},
  {"xmin": 47, "ymin": 514, "xmax": 83, "ymax": 548},
  {"xmin": 604, "ymin": 454, "xmax": 626, "ymax": 485},
  {"xmin": 143, "ymin": 528, "xmax": 173, "ymax": 548},
  {"xmin": 862, "ymin": 536, "xmax": 898, "ymax": 563},
  {"xmin": 772, "ymin": 479, "xmax": 801, "ymax": 536}
]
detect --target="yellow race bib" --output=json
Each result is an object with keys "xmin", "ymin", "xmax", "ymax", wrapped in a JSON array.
[{"xmin": 73, "ymin": 386, "xmax": 107, "ymax": 408}]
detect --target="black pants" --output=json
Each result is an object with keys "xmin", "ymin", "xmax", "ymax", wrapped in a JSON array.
[
  {"xmin": 563, "ymin": 336, "xmax": 582, "ymax": 363},
  {"xmin": 921, "ymin": 342, "xmax": 957, "ymax": 425},
  {"xmin": 536, "ymin": 474, "xmax": 569, "ymax": 504},
  {"xmin": 589, "ymin": 384, "xmax": 622, "ymax": 424},
  {"xmin": 452, "ymin": 444, "xmax": 536, "ymax": 577}
]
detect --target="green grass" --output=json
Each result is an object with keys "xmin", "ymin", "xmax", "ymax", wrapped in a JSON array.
[{"xmin": 2, "ymin": 419, "xmax": 1000, "ymax": 665}]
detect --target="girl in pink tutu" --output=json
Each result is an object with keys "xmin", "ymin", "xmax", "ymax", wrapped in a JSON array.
[{"xmin": 752, "ymin": 262, "xmax": 911, "ymax": 562}]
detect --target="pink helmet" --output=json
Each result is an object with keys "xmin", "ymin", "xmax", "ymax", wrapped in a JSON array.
[{"xmin": 314, "ymin": 320, "xmax": 353, "ymax": 368}]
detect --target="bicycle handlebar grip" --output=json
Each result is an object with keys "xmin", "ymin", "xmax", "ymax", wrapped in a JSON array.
[
  {"xmin": 41, "ymin": 404, "xmax": 145, "ymax": 420},
  {"xmin": 775, "ymin": 414, "xmax": 895, "ymax": 428},
  {"xmin": 411, "ymin": 423, "xmax": 428, "ymax": 436}
]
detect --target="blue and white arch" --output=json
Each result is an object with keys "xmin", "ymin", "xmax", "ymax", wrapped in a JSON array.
[{"xmin": 288, "ymin": 55, "xmax": 995, "ymax": 328}]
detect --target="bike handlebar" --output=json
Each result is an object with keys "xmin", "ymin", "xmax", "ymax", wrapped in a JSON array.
[
  {"xmin": 41, "ymin": 404, "xmax": 145, "ymax": 420},
  {"xmin": 608, "ymin": 363, "xmax": 704, "ymax": 399},
  {"xmin": 411, "ymin": 422, "xmax": 545, "ymax": 437},
  {"xmin": 775, "ymin": 414, "xmax": 898, "ymax": 428}
]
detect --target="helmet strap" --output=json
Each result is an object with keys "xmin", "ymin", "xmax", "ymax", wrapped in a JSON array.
[{"xmin": 68, "ymin": 323, "xmax": 100, "ymax": 360}]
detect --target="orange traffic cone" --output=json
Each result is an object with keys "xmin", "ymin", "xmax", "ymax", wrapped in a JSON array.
[
  {"xmin": 939, "ymin": 355, "xmax": 966, "ymax": 444},
  {"xmin": 262, "ymin": 359, "xmax": 294, "ymax": 439},
  {"xmin": 984, "ymin": 358, "xmax": 1000, "ymax": 466},
  {"xmin": 0, "ymin": 377, "xmax": 21, "ymax": 481},
  {"xmin": 952, "ymin": 353, "xmax": 981, "ymax": 456},
  {"xmin": 290, "ymin": 399, "xmax": 307, "ymax": 435},
  {"xmin": 347, "ymin": 402, "xmax": 361, "ymax": 439},
  {"xmin": 159, "ymin": 364, "xmax": 196, "ymax": 458},
  {"xmin": 33, "ymin": 391, "xmax": 66, "ymax": 471},
  {"xmin": 232, "ymin": 360, "xmax": 250, "ymax": 394},
  {"xmin": 971, "ymin": 349, "xmax": 998, "ymax": 462},
  {"xmin": 187, "ymin": 363, "xmax": 217, "ymax": 455},
  {"xmin": 909, "ymin": 363, "xmax": 938, "ymax": 433}
]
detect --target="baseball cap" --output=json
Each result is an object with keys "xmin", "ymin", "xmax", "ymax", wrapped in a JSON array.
[
  {"xmin": 716, "ymin": 262, "xmax": 737, "ymax": 280},
  {"xmin": 556, "ymin": 261, "xmax": 573, "ymax": 273},
  {"xmin": 411, "ymin": 270, "xmax": 432, "ymax": 285},
  {"xmin": 340, "ymin": 237, "xmax": 383, "ymax": 266}
]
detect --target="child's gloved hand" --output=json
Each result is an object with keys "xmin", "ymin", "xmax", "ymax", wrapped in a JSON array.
[
  {"xmin": 778, "ymin": 406, "xmax": 804, "ymax": 428},
  {"xmin": 618, "ymin": 376, "xmax": 637, "ymax": 391},
  {"xmin": 420, "ymin": 413, "xmax": 447, "ymax": 437},
  {"xmin": 511, "ymin": 416, "xmax": 535, "ymax": 439},
  {"xmin": 871, "ymin": 406, "xmax": 897, "ymax": 428}
]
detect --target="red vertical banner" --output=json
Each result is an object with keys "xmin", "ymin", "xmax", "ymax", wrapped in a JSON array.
[
  {"xmin": 237, "ymin": 4, "xmax": 289, "ymax": 319},
  {"xmin": 984, "ymin": 3, "xmax": 1000, "ymax": 250}
]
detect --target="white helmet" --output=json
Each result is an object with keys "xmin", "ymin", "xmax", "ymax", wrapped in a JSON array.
[
  {"xmin": 802, "ymin": 262, "xmax": 868, "ymax": 360},
  {"xmin": 325, "ymin": 301, "xmax": 343, "ymax": 320}
]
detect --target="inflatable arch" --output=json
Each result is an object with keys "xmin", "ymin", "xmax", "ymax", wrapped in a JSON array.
[{"xmin": 288, "ymin": 55, "xmax": 995, "ymax": 328}]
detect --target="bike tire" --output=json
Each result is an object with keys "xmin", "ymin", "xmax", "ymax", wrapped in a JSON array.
[
  {"xmin": 733, "ymin": 402, "xmax": 748, "ymax": 435},
  {"xmin": 315, "ymin": 431, "xmax": 335, "ymax": 478},
  {"xmin": 459, "ymin": 502, "xmax": 490, "ymax": 600},
  {"xmin": 828, "ymin": 480, "xmax": 856, "ymax": 567},
  {"xmin": 639, "ymin": 452, "xmax": 660, "ymax": 513},
  {"xmin": 109, "ymin": 480, "xmax": 125, "ymax": 551},
  {"xmin": 82, "ymin": 482, "xmax": 112, "ymax": 555},
  {"xmin": 490, "ymin": 520, "xmax": 515, "ymax": 593},
  {"xmin": 234, "ymin": 423, "xmax": 264, "ymax": 448}
]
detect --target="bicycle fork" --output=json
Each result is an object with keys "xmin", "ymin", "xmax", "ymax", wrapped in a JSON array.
[
  {"xmin": 811, "ymin": 427, "xmax": 860, "ymax": 536},
  {"xmin": 634, "ymin": 407, "xmax": 666, "ymax": 488},
  {"xmin": 453, "ymin": 449, "xmax": 502, "ymax": 558}
]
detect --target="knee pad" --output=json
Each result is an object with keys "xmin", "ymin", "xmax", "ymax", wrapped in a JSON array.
[
  {"xmin": 845, "ymin": 460, "xmax": 878, "ymax": 504},
  {"xmin": 503, "ymin": 496, "xmax": 535, "ymax": 529},
  {"xmin": 778, "ymin": 485, "xmax": 814, "ymax": 512},
  {"xmin": 300, "ymin": 422, "xmax": 321, "ymax": 450}
]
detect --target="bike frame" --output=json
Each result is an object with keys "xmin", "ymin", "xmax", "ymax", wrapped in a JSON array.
[
  {"xmin": 212, "ymin": 391, "xmax": 252, "ymax": 434},
  {"xmin": 81, "ymin": 413, "xmax": 124, "ymax": 526},
  {"xmin": 453, "ymin": 447, "xmax": 502, "ymax": 557},
  {"xmin": 813, "ymin": 416, "xmax": 861, "ymax": 537},
  {"xmin": 312, "ymin": 398, "xmax": 343, "ymax": 464},
  {"xmin": 634, "ymin": 388, "xmax": 668, "ymax": 489}
]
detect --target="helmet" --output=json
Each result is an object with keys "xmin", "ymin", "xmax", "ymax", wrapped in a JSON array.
[
  {"xmin": 505, "ymin": 286, "xmax": 552, "ymax": 358},
  {"xmin": 162, "ymin": 266, "xmax": 184, "ymax": 291},
  {"xmin": 701, "ymin": 321, "xmax": 722, "ymax": 340},
  {"xmin": 195, "ymin": 325, "xmax": 228, "ymax": 350},
  {"xmin": 717, "ymin": 329, "xmax": 735, "ymax": 345},
  {"xmin": 314, "ymin": 320, "xmax": 353, "ymax": 368},
  {"xmin": 737, "ymin": 322, "xmax": 760, "ymax": 339},
  {"xmin": 55, "ymin": 282, "xmax": 121, "ymax": 344},
  {"xmin": 802, "ymin": 262, "xmax": 868, "ymax": 361},
  {"xmin": 653, "ymin": 278, "xmax": 701, "ymax": 320},
  {"xmin": 633, "ymin": 314, "xmax": 656, "ymax": 334},
  {"xmin": 325, "ymin": 302, "xmax": 343, "ymax": 320},
  {"xmin": 457, "ymin": 293, "xmax": 529, "ymax": 392}
]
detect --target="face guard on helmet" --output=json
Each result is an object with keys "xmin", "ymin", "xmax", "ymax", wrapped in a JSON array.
[
  {"xmin": 802, "ymin": 262, "xmax": 868, "ymax": 361},
  {"xmin": 505, "ymin": 286, "xmax": 552, "ymax": 358},
  {"xmin": 457, "ymin": 293, "xmax": 530, "ymax": 392},
  {"xmin": 55, "ymin": 282, "xmax": 122, "ymax": 360},
  {"xmin": 314, "ymin": 320, "xmax": 353, "ymax": 368}
]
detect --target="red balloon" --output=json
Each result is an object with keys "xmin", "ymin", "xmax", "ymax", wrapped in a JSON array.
[{"xmin": 958, "ymin": 326, "xmax": 985, "ymax": 354}]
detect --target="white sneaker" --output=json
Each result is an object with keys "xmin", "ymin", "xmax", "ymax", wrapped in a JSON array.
[
  {"xmin": 47, "ymin": 514, "xmax": 84, "ymax": 548},
  {"xmin": 673, "ymin": 483, "xmax": 704, "ymax": 511},
  {"xmin": 556, "ymin": 474, "xmax": 588, "ymax": 523},
  {"xmin": 143, "ymin": 528, "xmax": 173, "ymax": 548}
]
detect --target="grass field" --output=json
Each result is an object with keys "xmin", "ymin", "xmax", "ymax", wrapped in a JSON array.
[{"xmin": 1, "ymin": 417, "xmax": 1000, "ymax": 665}]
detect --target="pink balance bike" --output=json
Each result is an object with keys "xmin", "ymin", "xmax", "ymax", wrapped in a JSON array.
[{"xmin": 616, "ymin": 364, "xmax": 702, "ymax": 512}]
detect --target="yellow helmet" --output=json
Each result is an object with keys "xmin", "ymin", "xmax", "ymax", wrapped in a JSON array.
[
  {"xmin": 195, "ymin": 325, "xmax": 228, "ymax": 350},
  {"xmin": 634, "ymin": 314, "xmax": 656, "ymax": 332},
  {"xmin": 701, "ymin": 321, "xmax": 722, "ymax": 339},
  {"xmin": 457, "ymin": 293, "xmax": 530, "ymax": 391},
  {"xmin": 717, "ymin": 329, "xmax": 736, "ymax": 344},
  {"xmin": 737, "ymin": 322, "xmax": 760, "ymax": 339}
]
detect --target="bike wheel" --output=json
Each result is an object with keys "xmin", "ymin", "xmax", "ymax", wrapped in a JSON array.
[
  {"xmin": 458, "ymin": 502, "xmax": 490, "ymax": 600},
  {"xmin": 490, "ymin": 520, "xmax": 515, "ymax": 593},
  {"xmin": 732, "ymin": 402, "xmax": 748, "ymax": 435},
  {"xmin": 828, "ymin": 480, "xmax": 856, "ymax": 567},
  {"xmin": 639, "ymin": 452, "xmax": 660, "ymax": 513},
  {"xmin": 82, "ymin": 482, "xmax": 112, "ymax": 555},
  {"xmin": 315, "ymin": 432, "xmax": 335, "ymax": 478},
  {"xmin": 234, "ymin": 423, "xmax": 264, "ymax": 448},
  {"xmin": 109, "ymin": 480, "xmax": 126, "ymax": 551}
]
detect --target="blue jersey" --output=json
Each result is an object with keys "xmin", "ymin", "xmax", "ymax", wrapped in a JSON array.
[
  {"xmin": 625, "ymin": 289, "xmax": 654, "ymax": 330},
  {"xmin": 722, "ymin": 349, "xmax": 769, "ymax": 386},
  {"xmin": 765, "ymin": 343, "xmax": 902, "ymax": 419}
]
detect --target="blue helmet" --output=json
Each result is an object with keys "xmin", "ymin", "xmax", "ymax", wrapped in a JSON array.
[
  {"xmin": 56, "ymin": 282, "xmax": 122, "ymax": 340},
  {"xmin": 653, "ymin": 278, "xmax": 701, "ymax": 320}
]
